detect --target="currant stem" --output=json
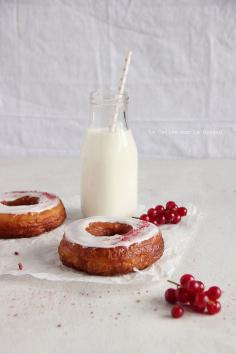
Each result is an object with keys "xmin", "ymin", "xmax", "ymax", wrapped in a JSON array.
[
  {"xmin": 167, "ymin": 280, "xmax": 180, "ymax": 287},
  {"xmin": 207, "ymin": 299, "xmax": 216, "ymax": 305}
]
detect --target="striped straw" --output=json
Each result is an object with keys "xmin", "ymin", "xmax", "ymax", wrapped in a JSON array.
[{"xmin": 111, "ymin": 50, "xmax": 132, "ymax": 132}]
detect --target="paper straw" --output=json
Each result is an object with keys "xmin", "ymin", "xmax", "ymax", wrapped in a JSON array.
[{"xmin": 111, "ymin": 50, "xmax": 132, "ymax": 132}]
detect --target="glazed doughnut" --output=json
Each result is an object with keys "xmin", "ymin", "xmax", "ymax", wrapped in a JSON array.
[
  {"xmin": 58, "ymin": 216, "xmax": 164, "ymax": 276},
  {"xmin": 0, "ymin": 191, "xmax": 66, "ymax": 239}
]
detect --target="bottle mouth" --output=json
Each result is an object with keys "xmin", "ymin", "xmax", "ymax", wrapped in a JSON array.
[{"xmin": 90, "ymin": 88, "xmax": 129, "ymax": 106}]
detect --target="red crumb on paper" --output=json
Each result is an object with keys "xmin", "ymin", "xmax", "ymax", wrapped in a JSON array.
[
  {"xmin": 18, "ymin": 262, "xmax": 23, "ymax": 270},
  {"xmin": 14, "ymin": 251, "xmax": 19, "ymax": 256}
]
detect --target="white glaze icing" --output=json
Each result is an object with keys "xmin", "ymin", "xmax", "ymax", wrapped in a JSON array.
[
  {"xmin": 64, "ymin": 216, "xmax": 160, "ymax": 249},
  {"xmin": 0, "ymin": 191, "xmax": 60, "ymax": 215}
]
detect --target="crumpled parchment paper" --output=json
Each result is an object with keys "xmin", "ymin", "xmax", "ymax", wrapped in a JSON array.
[{"xmin": 0, "ymin": 197, "xmax": 203, "ymax": 284}]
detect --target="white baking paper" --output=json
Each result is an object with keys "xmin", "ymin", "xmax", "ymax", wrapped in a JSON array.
[{"xmin": 0, "ymin": 197, "xmax": 203, "ymax": 284}]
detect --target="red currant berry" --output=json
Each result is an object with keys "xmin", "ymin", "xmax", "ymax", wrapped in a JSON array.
[
  {"xmin": 178, "ymin": 207, "xmax": 187, "ymax": 217},
  {"xmin": 148, "ymin": 208, "xmax": 157, "ymax": 218},
  {"xmin": 196, "ymin": 281, "xmax": 205, "ymax": 293},
  {"xmin": 165, "ymin": 210, "xmax": 175, "ymax": 223},
  {"xmin": 166, "ymin": 201, "xmax": 177, "ymax": 210},
  {"xmin": 180, "ymin": 274, "xmax": 195, "ymax": 287},
  {"xmin": 207, "ymin": 301, "xmax": 221, "ymax": 315},
  {"xmin": 156, "ymin": 214, "xmax": 166, "ymax": 225},
  {"xmin": 171, "ymin": 305, "xmax": 184, "ymax": 319},
  {"xmin": 206, "ymin": 286, "xmax": 222, "ymax": 301},
  {"xmin": 192, "ymin": 304, "xmax": 206, "ymax": 313},
  {"xmin": 176, "ymin": 287, "xmax": 190, "ymax": 304},
  {"xmin": 186, "ymin": 280, "xmax": 205, "ymax": 294},
  {"xmin": 172, "ymin": 205, "xmax": 178, "ymax": 212},
  {"xmin": 189, "ymin": 293, "xmax": 196, "ymax": 306},
  {"xmin": 149, "ymin": 215, "xmax": 157, "ymax": 223},
  {"xmin": 165, "ymin": 288, "xmax": 177, "ymax": 304},
  {"xmin": 171, "ymin": 213, "xmax": 181, "ymax": 224},
  {"xmin": 140, "ymin": 214, "xmax": 150, "ymax": 222},
  {"xmin": 155, "ymin": 205, "xmax": 165, "ymax": 214},
  {"xmin": 194, "ymin": 292, "xmax": 208, "ymax": 308}
]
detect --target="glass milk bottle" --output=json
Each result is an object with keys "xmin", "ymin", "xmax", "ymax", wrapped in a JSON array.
[{"xmin": 80, "ymin": 89, "xmax": 138, "ymax": 217}]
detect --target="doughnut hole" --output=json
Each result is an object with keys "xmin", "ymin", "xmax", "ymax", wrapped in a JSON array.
[
  {"xmin": 1, "ymin": 196, "xmax": 39, "ymax": 206},
  {"xmin": 86, "ymin": 222, "xmax": 133, "ymax": 237}
]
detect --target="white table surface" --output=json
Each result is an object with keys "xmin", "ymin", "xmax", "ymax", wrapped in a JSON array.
[{"xmin": 1, "ymin": 157, "xmax": 236, "ymax": 354}]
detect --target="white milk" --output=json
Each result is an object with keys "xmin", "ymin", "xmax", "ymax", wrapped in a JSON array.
[{"xmin": 80, "ymin": 128, "xmax": 138, "ymax": 217}]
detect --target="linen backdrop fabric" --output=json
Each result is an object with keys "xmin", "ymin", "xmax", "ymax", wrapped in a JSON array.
[{"xmin": 0, "ymin": 0, "xmax": 235, "ymax": 158}]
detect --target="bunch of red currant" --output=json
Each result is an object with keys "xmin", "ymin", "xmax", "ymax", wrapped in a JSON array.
[
  {"xmin": 165, "ymin": 274, "xmax": 222, "ymax": 318},
  {"xmin": 140, "ymin": 201, "xmax": 187, "ymax": 226}
]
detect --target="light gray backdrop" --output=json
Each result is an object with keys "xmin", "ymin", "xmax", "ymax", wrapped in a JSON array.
[{"xmin": 0, "ymin": 0, "xmax": 236, "ymax": 158}]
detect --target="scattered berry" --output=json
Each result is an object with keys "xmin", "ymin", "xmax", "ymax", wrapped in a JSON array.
[
  {"xmin": 176, "ymin": 288, "xmax": 190, "ymax": 304},
  {"xmin": 147, "ymin": 208, "xmax": 157, "ymax": 219},
  {"xmin": 180, "ymin": 274, "xmax": 195, "ymax": 287},
  {"xmin": 166, "ymin": 201, "xmax": 177, "ymax": 210},
  {"xmin": 171, "ymin": 213, "xmax": 181, "ymax": 224},
  {"xmin": 148, "ymin": 216, "xmax": 155, "ymax": 223},
  {"xmin": 156, "ymin": 214, "xmax": 166, "ymax": 225},
  {"xmin": 207, "ymin": 301, "xmax": 221, "ymax": 315},
  {"xmin": 171, "ymin": 305, "xmax": 184, "ymax": 318},
  {"xmin": 139, "ymin": 201, "xmax": 188, "ymax": 226},
  {"xmin": 155, "ymin": 205, "xmax": 165, "ymax": 214},
  {"xmin": 193, "ymin": 292, "xmax": 208, "ymax": 308},
  {"xmin": 188, "ymin": 292, "xmax": 197, "ymax": 306},
  {"xmin": 171, "ymin": 205, "xmax": 178, "ymax": 212},
  {"xmin": 178, "ymin": 207, "xmax": 187, "ymax": 216},
  {"xmin": 165, "ymin": 274, "xmax": 222, "ymax": 318},
  {"xmin": 165, "ymin": 288, "xmax": 177, "ymax": 304},
  {"xmin": 196, "ymin": 281, "xmax": 205, "ymax": 293},
  {"xmin": 192, "ymin": 304, "xmax": 206, "ymax": 313},
  {"xmin": 165, "ymin": 210, "xmax": 175, "ymax": 223},
  {"xmin": 207, "ymin": 286, "xmax": 222, "ymax": 301},
  {"xmin": 140, "ymin": 214, "xmax": 150, "ymax": 222},
  {"xmin": 186, "ymin": 280, "xmax": 205, "ymax": 295}
]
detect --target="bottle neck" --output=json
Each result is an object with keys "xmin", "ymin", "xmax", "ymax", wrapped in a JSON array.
[{"xmin": 89, "ymin": 89, "xmax": 129, "ymax": 130}]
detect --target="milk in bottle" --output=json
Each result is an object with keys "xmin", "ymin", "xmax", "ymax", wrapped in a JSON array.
[{"xmin": 80, "ymin": 89, "xmax": 138, "ymax": 217}]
